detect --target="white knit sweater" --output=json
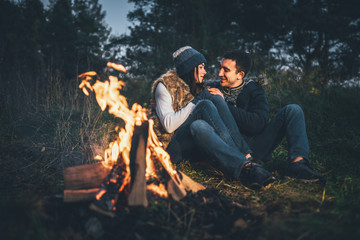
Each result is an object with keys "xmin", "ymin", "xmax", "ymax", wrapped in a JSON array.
[{"xmin": 155, "ymin": 82, "xmax": 195, "ymax": 133}]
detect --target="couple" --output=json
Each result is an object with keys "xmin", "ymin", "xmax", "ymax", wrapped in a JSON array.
[{"xmin": 150, "ymin": 46, "xmax": 325, "ymax": 189}]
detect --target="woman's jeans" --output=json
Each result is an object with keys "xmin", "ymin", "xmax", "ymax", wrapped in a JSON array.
[
  {"xmin": 167, "ymin": 93, "xmax": 251, "ymax": 179},
  {"xmin": 247, "ymin": 104, "xmax": 310, "ymax": 163}
]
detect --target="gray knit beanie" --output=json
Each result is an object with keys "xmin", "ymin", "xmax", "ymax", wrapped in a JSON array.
[{"xmin": 173, "ymin": 46, "xmax": 207, "ymax": 77}]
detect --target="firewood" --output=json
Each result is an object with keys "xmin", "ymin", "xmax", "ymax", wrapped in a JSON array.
[
  {"xmin": 63, "ymin": 163, "xmax": 111, "ymax": 190},
  {"xmin": 63, "ymin": 188, "xmax": 99, "ymax": 202},
  {"xmin": 167, "ymin": 171, "xmax": 187, "ymax": 201},
  {"xmin": 166, "ymin": 170, "xmax": 206, "ymax": 200},
  {"xmin": 179, "ymin": 171, "xmax": 206, "ymax": 193},
  {"xmin": 128, "ymin": 123, "xmax": 149, "ymax": 207}
]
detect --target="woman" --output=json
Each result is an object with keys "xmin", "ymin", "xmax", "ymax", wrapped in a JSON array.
[{"xmin": 151, "ymin": 46, "xmax": 273, "ymax": 187}]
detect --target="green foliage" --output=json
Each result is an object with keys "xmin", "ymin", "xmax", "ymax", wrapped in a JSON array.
[
  {"xmin": 109, "ymin": 0, "xmax": 360, "ymax": 87},
  {"xmin": 0, "ymin": 0, "xmax": 110, "ymax": 116},
  {"xmin": 46, "ymin": 0, "xmax": 77, "ymax": 79},
  {"xmin": 265, "ymin": 76, "xmax": 360, "ymax": 210},
  {"xmin": 109, "ymin": 0, "xmax": 241, "ymax": 81},
  {"xmin": 72, "ymin": 0, "xmax": 110, "ymax": 71}
]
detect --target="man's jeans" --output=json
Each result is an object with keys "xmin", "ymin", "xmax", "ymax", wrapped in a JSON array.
[
  {"xmin": 167, "ymin": 93, "xmax": 251, "ymax": 179},
  {"xmin": 247, "ymin": 104, "xmax": 310, "ymax": 163}
]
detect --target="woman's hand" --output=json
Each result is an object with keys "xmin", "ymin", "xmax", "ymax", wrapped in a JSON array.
[{"xmin": 208, "ymin": 88, "xmax": 224, "ymax": 99}]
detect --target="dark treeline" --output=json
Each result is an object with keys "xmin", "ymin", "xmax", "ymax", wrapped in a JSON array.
[
  {"xmin": 0, "ymin": 0, "xmax": 110, "ymax": 113},
  {"xmin": 113, "ymin": 0, "xmax": 360, "ymax": 86},
  {"xmin": 1, "ymin": 0, "xmax": 360, "ymax": 113}
]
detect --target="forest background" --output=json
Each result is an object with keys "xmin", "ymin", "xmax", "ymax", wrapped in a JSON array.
[{"xmin": 1, "ymin": 0, "xmax": 360, "ymax": 239}]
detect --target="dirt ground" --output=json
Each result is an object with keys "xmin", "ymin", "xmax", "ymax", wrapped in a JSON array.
[
  {"xmin": 1, "ymin": 143, "xmax": 359, "ymax": 240},
  {"xmin": 1, "ymin": 109, "xmax": 359, "ymax": 240}
]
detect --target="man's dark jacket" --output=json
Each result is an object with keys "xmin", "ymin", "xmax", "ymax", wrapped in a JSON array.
[{"xmin": 207, "ymin": 80, "xmax": 269, "ymax": 137}]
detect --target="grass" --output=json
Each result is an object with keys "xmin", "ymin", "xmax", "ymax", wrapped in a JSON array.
[{"xmin": 1, "ymin": 74, "xmax": 360, "ymax": 239}]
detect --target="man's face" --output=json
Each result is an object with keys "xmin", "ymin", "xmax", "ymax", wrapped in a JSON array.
[{"xmin": 218, "ymin": 59, "xmax": 244, "ymax": 88}]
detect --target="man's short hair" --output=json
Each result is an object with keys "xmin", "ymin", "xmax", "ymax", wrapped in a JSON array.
[{"xmin": 223, "ymin": 50, "xmax": 252, "ymax": 76}]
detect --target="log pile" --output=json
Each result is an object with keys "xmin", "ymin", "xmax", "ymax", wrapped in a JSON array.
[
  {"xmin": 63, "ymin": 163, "xmax": 111, "ymax": 202},
  {"xmin": 63, "ymin": 122, "xmax": 205, "ymax": 217}
]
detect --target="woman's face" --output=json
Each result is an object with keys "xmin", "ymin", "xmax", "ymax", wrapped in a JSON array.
[{"xmin": 195, "ymin": 63, "xmax": 207, "ymax": 83}]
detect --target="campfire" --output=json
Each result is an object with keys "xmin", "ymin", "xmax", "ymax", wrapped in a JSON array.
[{"xmin": 63, "ymin": 62, "xmax": 205, "ymax": 217}]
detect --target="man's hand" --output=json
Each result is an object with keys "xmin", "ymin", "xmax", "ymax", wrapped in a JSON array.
[{"xmin": 208, "ymin": 88, "xmax": 224, "ymax": 99}]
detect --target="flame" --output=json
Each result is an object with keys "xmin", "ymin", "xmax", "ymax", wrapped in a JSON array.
[
  {"xmin": 112, "ymin": 200, "xmax": 116, "ymax": 211},
  {"xmin": 107, "ymin": 62, "xmax": 127, "ymax": 73},
  {"xmin": 147, "ymin": 183, "xmax": 168, "ymax": 198},
  {"xmin": 78, "ymin": 63, "xmax": 179, "ymax": 199},
  {"xmin": 147, "ymin": 120, "xmax": 178, "ymax": 178},
  {"xmin": 96, "ymin": 189, "xmax": 106, "ymax": 200}
]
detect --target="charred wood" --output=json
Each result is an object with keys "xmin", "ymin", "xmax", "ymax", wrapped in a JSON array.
[{"xmin": 90, "ymin": 163, "xmax": 127, "ymax": 217}]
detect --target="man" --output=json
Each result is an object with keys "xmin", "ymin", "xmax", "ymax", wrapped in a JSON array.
[{"xmin": 208, "ymin": 50, "xmax": 325, "ymax": 183}]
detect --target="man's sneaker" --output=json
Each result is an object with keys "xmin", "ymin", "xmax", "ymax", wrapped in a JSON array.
[
  {"xmin": 241, "ymin": 163, "xmax": 275, "ymax": 189},
  {"xmin": 284, "ymin": 160, "xmax": 326, "ymax": 183}
]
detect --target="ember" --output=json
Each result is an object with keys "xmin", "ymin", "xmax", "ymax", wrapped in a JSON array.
[{"xmin": 63, "ymin": 62, "xmax": 205, "ymax": 217}]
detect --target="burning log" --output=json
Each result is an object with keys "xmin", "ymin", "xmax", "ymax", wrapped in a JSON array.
[
  {"xmin": 62, "ymin": 163, "xmax": 111, "ymax": 203},
  {"xmin": 63, "ymin": 163, "xmax": 111, "ymax": 190},
  {"xmin": 90, "ymin": 122, "xmax": 150, "ymax": 216},
  {"xmin": 128, "ymin": 123, "xmax": 149, "ymax": 207}
]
